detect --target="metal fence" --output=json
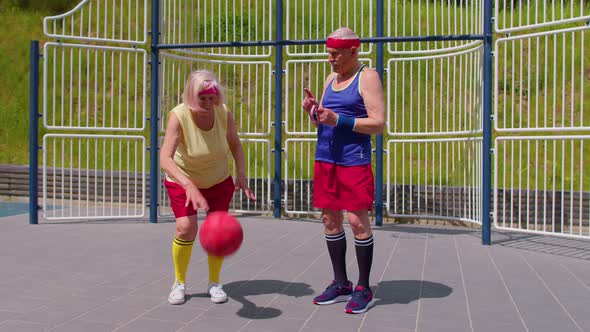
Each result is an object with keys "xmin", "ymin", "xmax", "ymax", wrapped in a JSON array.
[{"xmin": 28, "ymin": 0, "xmax": 590, "ymax": 243}]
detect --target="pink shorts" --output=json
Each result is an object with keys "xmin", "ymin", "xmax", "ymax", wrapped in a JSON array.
[
  {"xmin": 313, "ymin": 161, "xmax": 374, "ymax": 211},
  {"xmin": 164, "ymin": 176, "xmax": 235, "ymax": 218}
]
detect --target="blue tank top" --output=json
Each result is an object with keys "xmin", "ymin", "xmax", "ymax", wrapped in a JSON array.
[{"xmin": 316, "ymin": 65, "xmax": 371, "ymax": 166}]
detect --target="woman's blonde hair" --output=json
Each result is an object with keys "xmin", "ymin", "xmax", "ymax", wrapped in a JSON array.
[{"xmin": 182, "ymin": 70, "xmax": 224, "ymax": 110}]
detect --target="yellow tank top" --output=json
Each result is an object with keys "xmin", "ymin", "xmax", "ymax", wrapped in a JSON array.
[{"xmin": 167, "ymin": 103, "xmax": 230, "ymax": 189}]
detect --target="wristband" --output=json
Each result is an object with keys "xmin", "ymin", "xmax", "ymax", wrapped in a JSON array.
[
  {"xmin": 310, "ymin": 105, "xmax": 318, "ymax": 121},
  {"xmin": 336, "ymin": 115, "xmax": 355, "ymax": 131}
]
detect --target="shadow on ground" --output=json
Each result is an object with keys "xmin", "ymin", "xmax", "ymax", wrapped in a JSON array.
[
  {"xmin": 492, "ymin": 231, "xmax": 590, "ymax": 261},
  {"xmin": 190, "ymin": 279, "xmax": 314, "ymax": 319},
  {"xmin": 373, "ymin": 280, "xmax": 453, "ymax": 306},
  {"xmin": 187, "ymin": 279, "xmax": 452, "ymax": 319}
]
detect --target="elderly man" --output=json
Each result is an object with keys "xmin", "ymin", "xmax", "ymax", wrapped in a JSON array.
[{"xmin": 302, "ymin": 27, "xmax": 385, "ymax": 314}]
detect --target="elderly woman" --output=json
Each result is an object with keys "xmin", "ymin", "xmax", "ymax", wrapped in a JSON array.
[{"xmin": 160, "ymin": 70, "xmax": 256, "ymax": 305}]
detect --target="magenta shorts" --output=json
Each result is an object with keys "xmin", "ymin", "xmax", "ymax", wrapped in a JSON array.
[
  {"xmin": 313, "ymin": 161, "xmax": 374, "ymax": 211},
  {"xmin": 164, "ymin": 176, "xmax": 234, "ymax": 218}
]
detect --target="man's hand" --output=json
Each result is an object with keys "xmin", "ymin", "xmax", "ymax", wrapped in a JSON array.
[
  {"xmin": 316, "ymin": 106, "xmax": 339, "ymax": 126},
  {"xmin": 302, "ymin": 88, "xmax": 319, "ymax": 124}
]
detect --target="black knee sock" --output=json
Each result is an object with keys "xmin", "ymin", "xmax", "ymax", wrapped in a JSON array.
[
  {"xmin": 325, "ymin": 231, "xmax": 348, "ymax": 282},
  {"xmin": 355, "ymin": 235, "xmax": 374, "ymax": 288}
]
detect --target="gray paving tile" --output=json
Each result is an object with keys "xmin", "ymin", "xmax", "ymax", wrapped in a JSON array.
[
  {"xmin": 113, "ymin": 317, "xmax": 184, "ymax": 332},
  {"xmin": 490, "ymin": 245, "xmax": 584, "ymax": 332},
  {"xmin": 520, "ymin": 251, "xmax": 590, "ymax": 331},
  {"xmin": 304, "ymin": 304, "xmax": 364, "ymax": 330},
  {"xmin": 142, "ymin": 304, "xmax": 206, "ymax": 324},
  {"xmin": 0, "ymin": 215, "xmax": 589, "ymax": 332},
  {"xmin": 179, "ymin": 315, "xmax": 248, "ymax": 332},
  {"xmin": 300, "ymin": 323, "xmax": 364, "ymax": 332},
  {"xmin": 454, "ymin": 234, "xmax": 528, "ymax": 330},
  {"xmin": 12, "ymin": 295, "xmax": 99, "ymax": 327},
  {"xmin": 0, "ymin": 319, "xmax": 46, "ymax": 332},
  {"xmin": 75, "ymin": 301, "xmax": 151, "ymax": 326},
  {"xmin": 0, "ymin": 310, "xmax": 20, "ymax": 323},
  {"xmin": 361, "ymin": 312, "xmax": 417, "ymax": 330},
  {"xmin": 240, "ymin": 317, "xmax": 309, "ymax": 332},
  {"xmin": 257, "ymin": 297, "xmax": 316, "ymax": 319},
  {"xmin": 0, "ymin": 295, "xmax": 49, "ymax": 313},
  {"xmin": 50, "ymin": 319, "xmax": 117, "ymax": 332},
  {"xmin": 472, "ymin": 322, "xmax": 528, "ymax": 332}
]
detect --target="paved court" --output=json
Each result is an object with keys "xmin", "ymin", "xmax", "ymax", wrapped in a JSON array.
[{"xmin": 0, "ymin": 211, "xmax": 589, "ymax": 332}]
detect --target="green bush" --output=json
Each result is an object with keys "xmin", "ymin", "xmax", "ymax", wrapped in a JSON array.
[{"xmin": 0, "ymin": 0, "xmax": 79, "ymax": 14}]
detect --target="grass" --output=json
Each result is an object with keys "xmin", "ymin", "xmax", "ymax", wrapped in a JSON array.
[{"xmin": 0, "ymin": 6, "xmax": 48, "ymax": 164}]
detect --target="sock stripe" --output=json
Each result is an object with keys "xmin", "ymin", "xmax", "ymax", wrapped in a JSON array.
[
  {"xmin": 174, "ymin": 237, "xmax": 194, "ymax": 246},
  {"xmin": 174, "ymin": 236, "xmax": 194, "ymax": 243},
  {"xmin": 325, "ymin": 231, "xmax": 346, "ymax": 241},
  {"xmin": 354, "ymin": 235, "xmax": 374, "ymax": 246}
]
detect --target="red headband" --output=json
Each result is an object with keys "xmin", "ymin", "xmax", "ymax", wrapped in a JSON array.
[
  {"xmin": 326, "ymin": 37, "xmax": 360, "ymax": 49},
  {"xmin": 198, "ymin": 86, "xmax": 219, "ymax": 96}
]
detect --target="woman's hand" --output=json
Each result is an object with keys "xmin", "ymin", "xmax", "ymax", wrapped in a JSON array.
[
  {"xmin": 235, "ymin": 175, "xmax": 256, "ymax": 201},
  {"xmin": 184, "ymin": 182, "xmax": 209, "ymax": 211}
]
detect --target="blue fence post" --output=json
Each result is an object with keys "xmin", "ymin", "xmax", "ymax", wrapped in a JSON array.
[
  {"xmin": 273, "ymin": 0, "xmax": 284, "ymax": 218},
  {"xmin": 482, "ymin": 0, "xmax": 493, "ymax": 244},
  {"xmin": 149, "ymin": 0, "xmax": 160, "ymax": 223},
  {"xmin": 29, "ymin": 40, "xmax": 40, "ymax": 225},
  {"xmin": 375, "ymin": 0, "xmax": 385, "ymax": 227}
]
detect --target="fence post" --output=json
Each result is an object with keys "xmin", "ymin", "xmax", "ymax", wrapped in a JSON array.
[
  {"xmin": 29, "ymin": 40, "xmax": 40, "ymax": 225},
  {"xmin": 273, "ymin": 0, "xmax": 284, "ymax": 218},
  {"xmin": 149, "ymin": 0, "xmax": 160, "ymax": 223},
  {"xmin": 482, "ymin": 0, "xmax": 493, "ymax": 244},
  {"xmin": 375, "ymin": 0, "xmax": 385, "ymax": 227}
]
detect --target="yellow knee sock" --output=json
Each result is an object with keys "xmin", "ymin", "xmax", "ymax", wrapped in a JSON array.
[
  {"xmin": 208, "ymin": 255, "xmax": 224, "ymax": 284},
  {"xmin": 172, "ymin": 236, "xmax": 194, "ymax": 284}
]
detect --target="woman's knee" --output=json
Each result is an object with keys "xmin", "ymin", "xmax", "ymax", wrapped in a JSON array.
[{"xmin": 175, "ymin": 216, "xmax": 198, "ymax": 240}]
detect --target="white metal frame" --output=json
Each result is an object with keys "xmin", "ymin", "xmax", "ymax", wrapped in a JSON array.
[
  {"xmin": 387, "ymin": 45, "xmax": 483, "ymax": 137},
  {"xmin": 42, "ymin": 42, "xmax": 147, "ymax": 132},
  {"xmin": 386, "ymin": 0, "xmax": 483, "ymax": 55},
  {"xmin": 494, "ymin": 135, "xmax": 590, "ymax": 240},
  {"xmin": 161, "ymin": 0, "xmax": 273, "ymax": 58},
  {"xmin": 386, "ymin": 137, "xmax": 483, "ymax": 224},
  {"xmin": 43, "ymin": 0, "xmax": 148, "ymax": 44},
  {"xmin": 283, "ymin": 138, "xmax": 320, "ymax": 215},
  {"xmin": 285, "ymin": 0, "xmax": 373, "ymax": 56},
  {"xmin": 159, "ymin": 51, "xmax": 273, "ymax": 136},
  {"xmin": 42, "ymin": 134, "xmax": 146, "ymax": 221},
  {"xmin": 494, "ymin": 0, "xmax": 590, "ymax": 34},
  {"xmin": 494, "ymin": 25, "xmax": 590, "ymax": 133}
]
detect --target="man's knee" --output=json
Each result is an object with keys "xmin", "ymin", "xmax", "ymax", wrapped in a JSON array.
[
  {"xmin": 347, "ymin": 211, "xmax": 371, "ymax": 235},
  {"xmin": 322, "ymin": 211, "xmax": 344, "ymax": 233}
]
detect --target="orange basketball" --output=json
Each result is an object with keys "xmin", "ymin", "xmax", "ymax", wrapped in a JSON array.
[{"xmin": 199, "ymin": 211, "xmax": 243, "ymax": 257}]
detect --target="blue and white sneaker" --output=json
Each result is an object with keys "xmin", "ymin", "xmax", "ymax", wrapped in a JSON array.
[
  {"xmin": 345, "ymin": 285, "xmax": 375, "ymax": 314},
  {"xmin": 313, "ymin": 280, "xmax": 353, "ymax": 305}
]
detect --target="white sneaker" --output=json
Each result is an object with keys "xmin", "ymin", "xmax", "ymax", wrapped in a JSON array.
[
  {"xmin": 208, "ymin": 282, "xmax": 228, "ymax": 303},
  {"xmin": 168, "ymin": 282, "xmax": 186, "ymax": 305}
]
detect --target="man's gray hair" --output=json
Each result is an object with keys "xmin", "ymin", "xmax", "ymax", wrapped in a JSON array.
[{"xmin": 328, "ymin": 27, "xmax": 360, "ymax": 40}]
